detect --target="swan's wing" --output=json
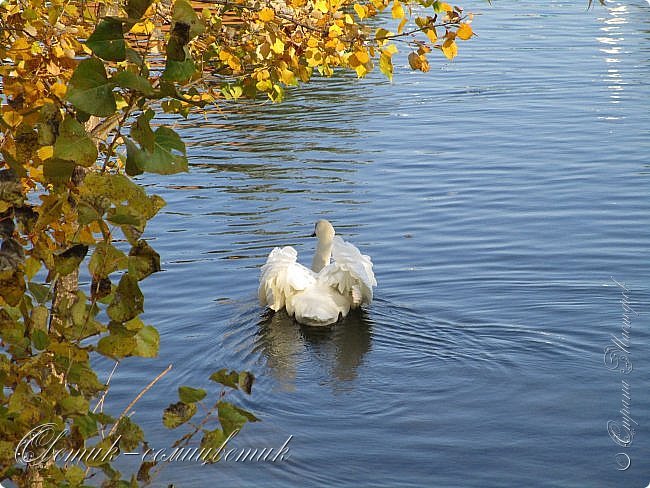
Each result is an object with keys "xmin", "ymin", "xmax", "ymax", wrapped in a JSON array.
[
  {"xmin": 323, "ymin": 236, "xmax": 377, "ymax": 306},
  {"xmin": 259, "ymin": 246, "xmax": 315, "ymax": 311}
]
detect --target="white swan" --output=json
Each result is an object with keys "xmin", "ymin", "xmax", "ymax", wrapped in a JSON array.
[{"xmin": 259, "ymin": 220, "xmax": 377, "ymax": 326}]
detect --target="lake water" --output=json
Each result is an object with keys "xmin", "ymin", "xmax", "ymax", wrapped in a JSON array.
[{"xmin": 103, "ymin": 0, "xmax": 650, "ymax": 486}]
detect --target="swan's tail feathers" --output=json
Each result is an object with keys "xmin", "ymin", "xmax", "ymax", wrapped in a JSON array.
[
  {"xmin": 289, "ymin": 291, "xmax": 347, "ymax": 327},
  {"xmin": 326, "ymin": 236, "xmax": 377, "ymax": 307},
  {"xmin": 259, "ymin": 246, "xmax": 314, "ymax": 312}
]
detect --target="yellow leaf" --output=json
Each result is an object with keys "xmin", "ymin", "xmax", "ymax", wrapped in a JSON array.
[
  {"xmin": 37, "ymin": 146, "xmax": 54, "ymax": 161},
  {"xmin": 2, "ymin": 111, "xmax": 23, "ymax": 127},
  {"xmin": 219, "ymin": 50, "xmax": 231, "ymax": 61},
  {"xmin": 271, "ymin": 37, "xmax": 285, "ymax": 54},
  {"xmin": 52, "ymin": 45, "xmax": 65, "ymax": 58},
  {"xmin": 131, "ymin": 20, "xmax": 155, "ymax": 35},
  {"xmin": 379, "ymin": 52, "xmax": 393, "ymax": 81},
  {"xmin": 46, "ymin": 61, "xmax": 61, "ymax": 76},
  {"xmin": 425, "ymin": 28, "xmax": 437, "ymax": 43},
  {"xmin": 227, "ymin": 57, "xmax": 241, "ymax": 70},
  {"xmin": 441, "ymin": 39, "xmax": 457, "ymax": 60},
  {"xmin": 391, "ymin": 0, "xmax": 404, "ymax": 19},
  {"xmin": 51, "ymin": 81, "xmax": 67, "ymax": 99},
  {"xmin": 354, "ymin": 3, "xmax": 366, "ymax": 19},
  {"xmin": 78, "ymin": 226, "xmax": 96, "ymax": 245},
  {"xmin": 280, "ymin": 68, "xmax": 296, "ymax": 85},
  {"xmin": 11, "ymin": 37, "xmax": 30, "ymax": 54},
  {"xmin": 305, "ymin": 48, "xmax": 323, "ymax": 67},
  {"xmin": 259, "ymin": 7, "xmax": 275, "ymax": 22},
  {"xmin": 256, "ymin": 79, "xmax": 273, "ymax": 91},
  {"xmin": 397, "ymin": 17, "xmax": 407, "ymax": 34},
  {"xmin": 314, "ymin": 0, "xmax": 328, "ymax": 13},
  {"xmin": 328, "ymin": 24, "xmax": 343, "ymax": 38},
  {"xmin": 439, "ymin": 2, "xmax": 452, "ymax": 11},
  {"xmin": 307, "ymin": 37, "xmax": 319, "ymax": 48},
  {"xmin": 356, "ymin": 49, "xmax": 369, "ymax": 64},
  {"xmin": 354, "ymin": 63, "xmax": 368, "ymax": 77},
  {"xmin": 383, "ymin": 43, "xmax": 398, "ymax": 55},
  {"xmin": 116, "ymin": 97, "xmax": 129, "ymax": 110},
  {"xmin": 456, "ymin": 23, "xmax": 473, "ymax": 40}
]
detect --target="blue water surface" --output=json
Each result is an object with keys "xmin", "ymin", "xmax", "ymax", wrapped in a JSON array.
[{"xmin": 100, "ymin": 1, "xmax": 650, "ymax": 486}]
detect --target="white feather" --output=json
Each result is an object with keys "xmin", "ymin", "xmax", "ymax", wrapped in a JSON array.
[{"xmin": 258, "ymin": 221, "xmax": 376, "ymax": 326}]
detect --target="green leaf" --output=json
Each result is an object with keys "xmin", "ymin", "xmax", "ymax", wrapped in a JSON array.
[
  {"xmin": 162, "ymin": 58, "xmax": 196, "ymax": 82},
  {"xmin": 172, "ymin": 0, "xmax": 205, "ymax": 39},
  {"xmin": 53, "ymin": 117, "xmax": 99, "ymax": 167},
  {"xmin": 64, "ymin": 465, "xmax": 86, "ymax": 485},
  {"xmin": 200, "ymin": 428, "xmax": 226, "ymax": 457},
  {"xmin": 107, "ymin": 207, "xmax": 142, "ymax": 227},
  {"xmin": 217, "ymin": 401, "xmax": 248, "ymax": 435},
  {"xmin": 124, "ymin": 316, "xmax": 144, "ymax": 331},
  {"xmin": 73, "ymin": 414, "xmax": 99, "ymax": 439},
  {"xmin": 24, "ymin": 256, "xmax": 41, "ymax": 280},
  {"xmin": 66, "ymin": 291, "xmax": 105, "ymax": 341},
  {"xmin": 89, "ymin": 242, "xmax": 128, "ymax": 279},
  {"xmin": 32, "ymin": 329, "xmax": 49, "ymax": 350},
  {"xmin": 107, "ymin": 273, "xmax": 144, "ymax": 323},
  {"xmin": 68, "ymin": 361, "xmax": 106, "ymax": 394},
  {"xmin": 209, "ymin": 369, "xmax": 239, "ymax": 389},
  {"xmin": 125, "ymin": 139, "xmax": 144, "ymax": 177},
  {"xmin": 126, "ymin": 126, "xmax": 188, "ymax": 175},
  {"xmin": 67, "ymin": 57, "xmax": 117, "ymax": 116},
  {"xmin": 128, "ymin": 240, "xmax": 161, "ymax": 280},
  {"xmin": 112, "ymin": 70, "xmax": 154, "ymax": 96},
  {"xmin": 43, "ymin": 158, "xmax": 75, "ymax": 184},
  {"xmin": 86, "ymin": 17, "xmax": 126, "ymax": 61},
  {"xmin": 238, "ymin": 371, "xmax": 255, "ymax": 394},
  {"xmin": 37, "ymin": 102, "xmax": 62, "ymax": 146},
  {"xmin": 79, "ymin": 173, "xmax": 165, "ymax": 223},
  {"xmin": 131, "ymin": 109, "xmax": 155, "ymax": 152},
  {"xmin": 31, "ymin": 305, "xmax": 49, "ymax": 331},
  {"xmin": 178, "ymin": 386, "xmax": 206, "ymax": 404},
  {"xmin": 28, "ymin": 281, "xmax": 50, "ymax": 304},
  {"xmin": 114, "ymin": 417, "xmax": 144, "ymax": 451},
  {"xmin": 126, "ymin": 0, "xmax": 153, "ymax": 22},
  {"xmin": 53, "ymin": 244, "xmax": 89, "ymax": 276},
  {"xmin": 60, "ymin": 393, "xmax": 90, "ymax": 415},
  {"xmin": 91, "ymin": 276, "xmax": 112, "ymax": 301},
  {"xmin": 132, "ymin": 325, "xmax": 159, "ymax": 357},
  {"xmin": 163, "ymin": 401, "xmax": 197, "ymax": 429},
  {"xmin": 97, "ymin": 331, "xmax": 137, "ymax": 358},
  {"xmin": 125, "ymin": 47, "xmax": 145, "ymax": 67}
]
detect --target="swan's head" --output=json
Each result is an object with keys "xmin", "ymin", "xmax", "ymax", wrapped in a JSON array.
[{"xmin": 311, "ymin": 220, "xmax": 335, "ymax": 241}]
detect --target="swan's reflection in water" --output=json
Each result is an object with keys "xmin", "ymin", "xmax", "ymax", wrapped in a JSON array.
[{"xmin": 255, "ymin": 308, "xmax": 373, "ymax": 391}]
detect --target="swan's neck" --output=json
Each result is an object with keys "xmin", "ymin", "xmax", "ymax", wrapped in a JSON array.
[{"xmin": 312, "ymin": 237, "xmax": 333, "ymax": 272}]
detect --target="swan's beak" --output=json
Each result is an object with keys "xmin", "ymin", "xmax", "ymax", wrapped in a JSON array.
[{"xmin": 310, "ymin": 231, "xmax": 316, "ymax": 237}]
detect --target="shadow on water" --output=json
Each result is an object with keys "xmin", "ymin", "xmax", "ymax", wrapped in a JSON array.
[{"xmin": 254, "ymin": 307, "xmax": 373, "ymax": 390}]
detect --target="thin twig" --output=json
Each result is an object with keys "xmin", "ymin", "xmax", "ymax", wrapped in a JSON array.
[
  {"xmin": 101, "ymin": 98, "xmax": 136, "ymax": 174},
  {"xmin": 93, "ymin": 360, "xmax": 120, "ymax": 415},
  {"xmin": 375, "ymin": 17, "xmax": 469, "ymax": 42},
  {"xmin": 108, "ymin": 363, "xmax": 173, "ymax": 436}
]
